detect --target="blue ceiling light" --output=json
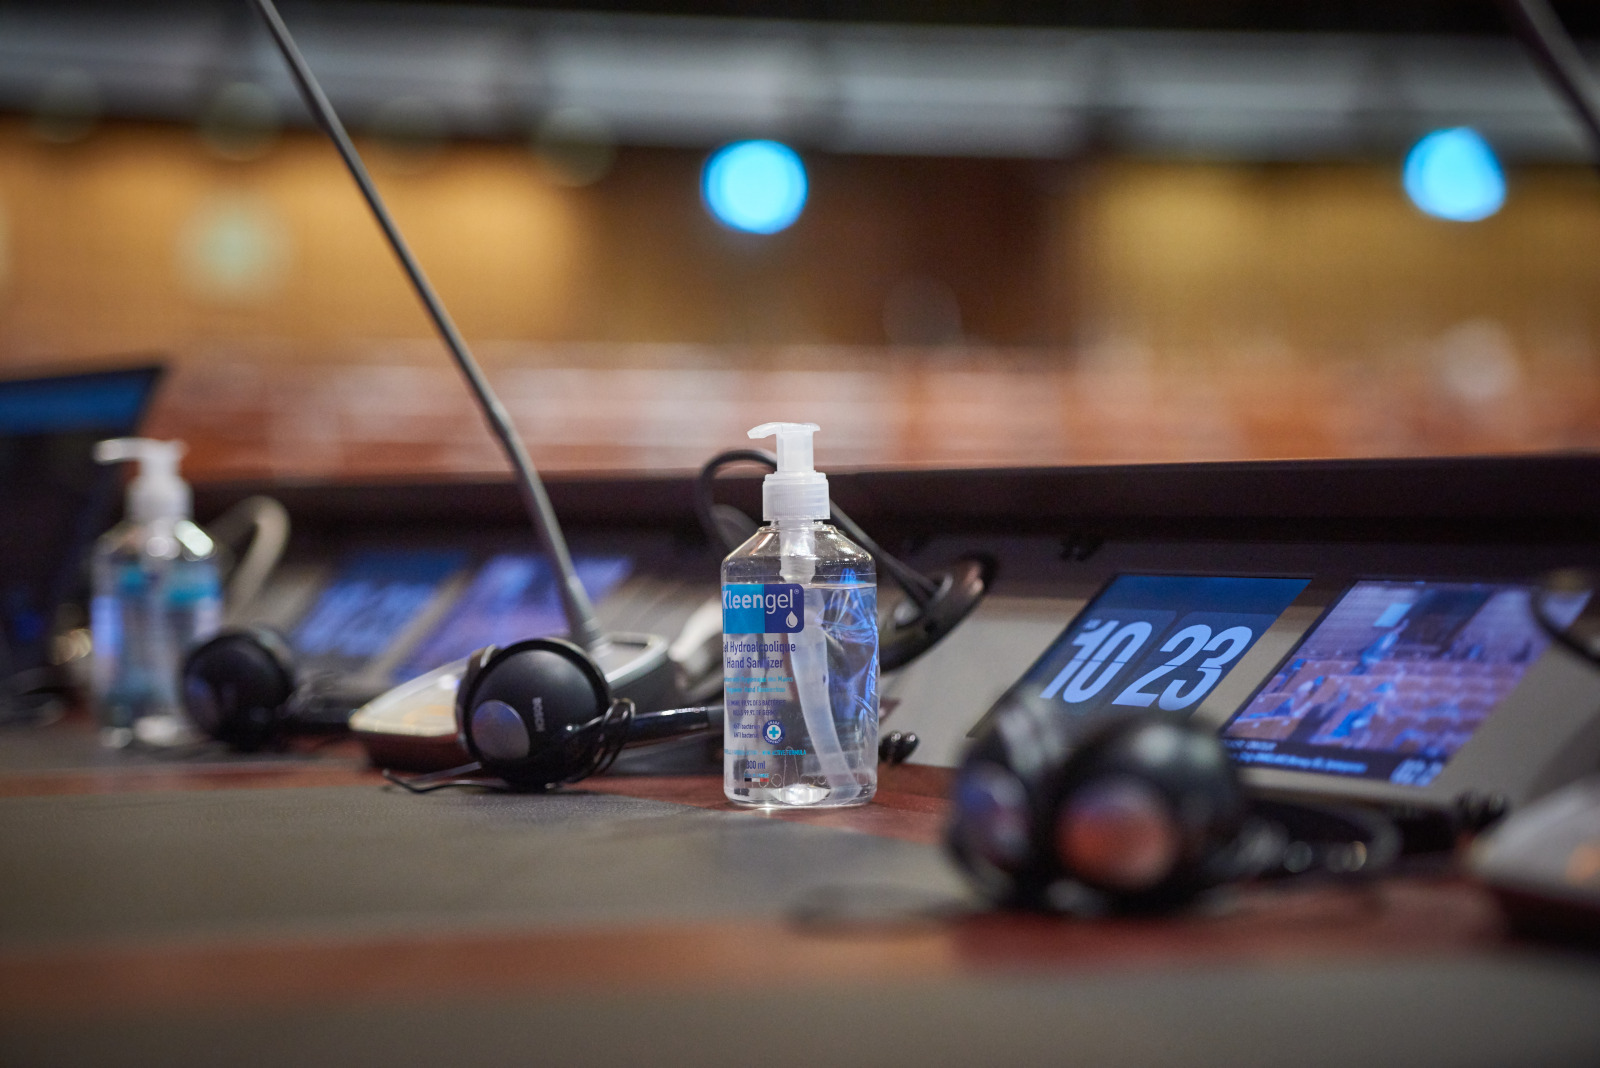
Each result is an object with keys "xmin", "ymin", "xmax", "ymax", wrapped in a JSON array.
[
  {"xmin": 702, "ymin": 140, "xmax": 807, "ymax": 234},
  {"xmin": 1403, "ymin": 127, "xmax": 1506, "ymax": 222}
]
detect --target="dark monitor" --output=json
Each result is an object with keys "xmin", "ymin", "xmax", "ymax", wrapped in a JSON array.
[{"xmin": 0, "ymin": 364, "xmax": 164, "ymax": 706}]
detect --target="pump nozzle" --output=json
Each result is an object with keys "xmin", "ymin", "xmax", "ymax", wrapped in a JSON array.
[
  {"xmin": 95, "ymin": 438, "xmax": 193, "ymax": 523},
  {"xmin": 747, "ymin": 422, "xmax": 828, "ymax": 521}
]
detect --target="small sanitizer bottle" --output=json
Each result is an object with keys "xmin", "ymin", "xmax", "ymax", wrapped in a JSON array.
[
  {"xmin": 722, "ymin": 422, "xmax": 878, "ymax": 807},
  {"xmin": 90, "ymin": 439, "xmax": 221, "ymax": 748}
]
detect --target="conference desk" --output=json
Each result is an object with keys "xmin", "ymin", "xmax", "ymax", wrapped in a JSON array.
[{"xmin": 2, "ymin": 714, "xmax": 1598, "ymax": 1068}]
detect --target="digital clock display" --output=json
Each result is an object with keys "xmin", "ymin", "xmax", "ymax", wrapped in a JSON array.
[{"xmin": 979, "ymin": 574, "xmax": 1309, "ymax": 739}]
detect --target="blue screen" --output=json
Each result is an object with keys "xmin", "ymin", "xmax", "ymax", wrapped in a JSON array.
[
  {"xmin": 1222, "ymin": 580, "xmax": 1579, "ymax": 787},
  {"xmin": 292, "ymin": 550, "xmax": 467, "ymax": 668},
  {"xmin": 981, "ymin": 574, "xmax": 1309, "ymax": 737},
  {"xmin": 395, "ymin": 553, "xmax": 632, "ymax": 679},
  {"xmin": 0, "ymin": 370, "xmax": 157, "ymax": 435}
]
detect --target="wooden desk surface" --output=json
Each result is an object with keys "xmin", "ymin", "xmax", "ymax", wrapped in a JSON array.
[{"xmin": 2, "ymin": 722, "xmax": 1597, "ymax": 1068}]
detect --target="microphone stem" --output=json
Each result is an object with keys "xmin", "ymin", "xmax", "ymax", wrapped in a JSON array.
[
  {"xmin": 247, "ymin": 0, "xmax": 604, "ymax": 653},
  {"xmin": 1499, "ymin": 0, "xmax": 1600, "ymax": 181}
]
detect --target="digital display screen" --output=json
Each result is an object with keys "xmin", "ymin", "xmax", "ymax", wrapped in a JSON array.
[
  {"xmin": 1221, "ymin": 580, "xmax": 1584, "ymax": 787},
  {"xmin": 395, "ymin": 553, "xmax": 632, "ymax": 679},
  {"xmin": 292, "ymin": 550, "xmax": 467, "ymax": 672},
  {"xmin": 979, "ymin": 574, "xmax": 1309, "ymax": 737}
]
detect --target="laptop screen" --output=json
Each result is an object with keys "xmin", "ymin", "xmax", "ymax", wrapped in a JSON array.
[{"xmin": 0, "ymin": 365, "xmax": 164, "ymax": 696}]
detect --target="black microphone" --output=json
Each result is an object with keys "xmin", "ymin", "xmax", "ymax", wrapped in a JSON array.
[{"xmin": 247, "ymin": 0, "xmax": 676, "ymax": 713}]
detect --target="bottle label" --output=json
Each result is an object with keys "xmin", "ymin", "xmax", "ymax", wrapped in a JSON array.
[
  {"xmin": 722, "ymin": 583, "xmax": 803, "ymax": 781},
  {"xmin": 722, "ymin": 578, "xmax": 878, "ymax": 804},
  {"xmin": 168, "ymin": 565, "xmax": 222, "ymax": 606},
  {"xmin": 721, "ymin": 583, "xmax": 804, "ymax": 634}
]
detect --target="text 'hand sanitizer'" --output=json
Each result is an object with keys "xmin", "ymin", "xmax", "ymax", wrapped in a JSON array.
[
  {"xmin": 721, "ymin": 422, "xmax": 879, "ymax": 807},
  {"xmin": 90, "ymin": 438, "xmax": 221, "ymax": 748}
]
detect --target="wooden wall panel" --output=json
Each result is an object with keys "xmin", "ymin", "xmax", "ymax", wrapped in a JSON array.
[{"xmin": 0, "ymin": 118, "xmax": 1596, "ymax": 478}]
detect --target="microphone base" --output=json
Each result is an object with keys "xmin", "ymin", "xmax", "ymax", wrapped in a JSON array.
[{"xmin": 594, "ymin": 632, "xmax": 680, "ymax": 715}]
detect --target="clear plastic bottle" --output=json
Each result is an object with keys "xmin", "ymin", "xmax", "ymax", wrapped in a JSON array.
[
  {"xmin": 722, "ymin": 422, "xmax": 878, "ymax": 807},
  {"xmin": 90, "ymin": 439, "xmax": 221, "ymax": 747}
]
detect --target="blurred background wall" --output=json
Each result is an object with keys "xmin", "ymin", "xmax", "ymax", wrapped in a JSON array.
[{"xmin": 1, "ymin": 0, "xmax": 1598, "ymax": 478}]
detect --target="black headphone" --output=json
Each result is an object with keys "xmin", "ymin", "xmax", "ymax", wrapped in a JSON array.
[
  {"xmin": 181, "ymin": 626, "xmax": 358, "ymax": 751},
  {"xmin": 389, "ymin": 636, "xmax": 722, "ymax": 792},
  {"xmin": 393, "ymin": 636, "xmax": 920, "ymax": 791},
  {"xmin": 948, "ymin": 708, "xmax": 1401, "ymax": 914}
]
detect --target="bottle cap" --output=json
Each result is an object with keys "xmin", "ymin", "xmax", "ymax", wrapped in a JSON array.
[
  {"xmin": 748, "ymin": 421, "xmax": 829, "ymax": 521},
  {"xmin": 94, "ymin": 438, "xmax": 192, "ymax": 523}
]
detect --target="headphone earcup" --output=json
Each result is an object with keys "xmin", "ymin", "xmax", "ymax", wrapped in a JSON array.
[
  {"xmin": 950, "ymin": 714, "xmax": 1247, "ymax": 913},
  {"xmin": 1044, "ymin": 718, "xmax": 1246, "ymax": 911},
  {"xmin": 181, "ymin": 627, "xmax": 298, "ymax": 751},
  {"xmin": 455, "ymin": 637, "xmax": 614, "ymax": 791}
]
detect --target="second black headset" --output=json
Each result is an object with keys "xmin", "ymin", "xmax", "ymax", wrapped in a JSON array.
[
  {"xmin": 182, "ymin": 626, "xmax": 358, "ymax": 751},
  {"xmin": 947, "ymin": 705, "xmax": 1402, "ymax": 914}
]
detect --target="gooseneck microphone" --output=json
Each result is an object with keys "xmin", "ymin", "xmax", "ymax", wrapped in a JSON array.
[
  {"xmin": 237, "ymin": 1, "xmax": 954, "ymax": 781},
  {"xmin": 247, "ymin": 0, "xmax": 602, "ymax": 655}
]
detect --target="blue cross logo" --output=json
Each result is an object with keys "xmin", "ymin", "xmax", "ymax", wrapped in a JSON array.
[{"xmin": 763, "ymin": 721, "xmax": 784, "ymax": 744}]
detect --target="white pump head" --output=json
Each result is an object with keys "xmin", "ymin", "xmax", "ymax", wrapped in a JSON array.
[
  {"xmin": 748, "ymin": 421, "xmax": 829, "ymax": 521},
  {"xmin": 95, "ymin": 438, "xmax": 192, "ymax": 523}
]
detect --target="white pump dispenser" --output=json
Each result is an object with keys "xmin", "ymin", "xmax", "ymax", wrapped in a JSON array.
[
  {"xmin": 749, "ymin": 421, "xmax": 829, "ymax": 521},
  {"xmin": 95, "ymin": 438, "xmax": 195, "ymax": 525},
  {"xmin": 89, "ymin": 438, "xmax": 220, "ymax": 747}
]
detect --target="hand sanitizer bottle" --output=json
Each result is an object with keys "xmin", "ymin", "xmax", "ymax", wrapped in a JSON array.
[
  {"xmin": 90, "ymin": 439, "xmax": 221, "ymax": 747},
  {"xmin": 722, "ymin": 422, "xmax": 878, "ymax": 807}
]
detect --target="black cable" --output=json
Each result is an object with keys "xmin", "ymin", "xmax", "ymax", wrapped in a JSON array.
[
  {"xmin": 694, "ymin": 449, "xmax": 940, "ymax": 608},
  {"xmin": 692, "ymin": 448, "xmax": 775, "ymax": 555},
  {"xmin": 247, "ymin": 0, "xmax": 603, "ymax": 653},
  {"xmin": 582, "ymin": 699, "xmax": 637, "ymax": 780},
  {"xmin": 382, "ymin": 763, "xmax": 508, "ymax": 794},
  {"xmin": 1246, "ymin": 798, "xmax": 1404, "ymax": 881},
  {"xmin": 1499, "ymin": 0, "xmax": 1600, "ymax": 179}
]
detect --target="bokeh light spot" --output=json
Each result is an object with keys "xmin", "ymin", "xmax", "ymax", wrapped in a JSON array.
[
  {"xmin": 702, "ymin": 140, "xmax": 807, "ymax": 234},
  {"xmin": 1403, "ymin": 128, "xmax": 1506, "ymax": 222},
  {"xmin": 535, "ymin": 107, "xmax": 617, "ymax": 187},
  {"xmin": 178, "ymin": 194, "xmax": 290, "ymax": 303}
]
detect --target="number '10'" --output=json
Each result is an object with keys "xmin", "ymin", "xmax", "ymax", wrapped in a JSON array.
[{"xmin": 1038, "ymin": 620, "xmax": 1254, "ymax": 712}]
